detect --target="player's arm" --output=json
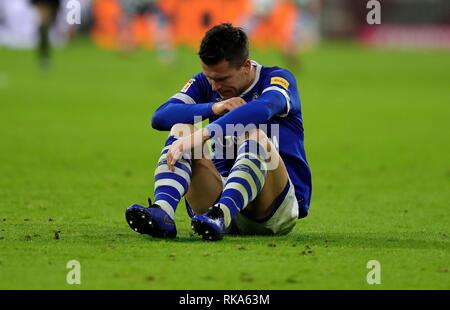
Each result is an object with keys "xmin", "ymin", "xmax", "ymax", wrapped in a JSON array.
[
  {"xmin": 165, "ymin": 71, "xmax": 295, "ymax": 169},
  {"xmin": 165, "ymin": 91, "xmax": 287, "ymax": 170},
  {"xmin": 151, "ymin": 99, "xmax": 215, "ymax": 131},
  {"xmin": 151, "ymin": 75, "xmax": 215, "ymax": 131},
  {"xmin": 205, "ymin": 71, "xmax": 294, "ymax": 136},
  {"xmin": 151, "ymin": 96, "xmax": 247, "ymax": 131},
  {"xmin": 205, "ymin": 90, "xmax": 288, "ymax": 137},
  {"xmin": 151, "ymin": 73, "xmax": 250, "ymax": 131}
]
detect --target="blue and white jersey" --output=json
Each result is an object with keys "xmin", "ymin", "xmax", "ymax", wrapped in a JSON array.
[{"xmin": 152, "ymin": 61, "xmax": 312, "ymax": 217}]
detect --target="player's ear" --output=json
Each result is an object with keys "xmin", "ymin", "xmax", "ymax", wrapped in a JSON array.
[{"xmin": 243, "ymin": 59, "xmax": 252, "ymax": 73}]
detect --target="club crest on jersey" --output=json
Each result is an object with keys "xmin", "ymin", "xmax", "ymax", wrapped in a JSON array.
[
  {"xmin": 252, "ymin": 92, "xmax": 259, "ymax": 100},
  {"xmin": 270, "ymin": 77, "xmax": 289, "ymax": 90},
  {"xmin": 181, "ymin": 79, "xmax": 195, "ymax": 93}
]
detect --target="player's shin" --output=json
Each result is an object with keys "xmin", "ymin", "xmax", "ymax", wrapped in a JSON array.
[
  {"xmin": 216, "ymin": 139, "xmax": 268, "ymax": 226},
  {"xmin": 154, "ymin": 135, "xmax": 192, "ymax": 219}
]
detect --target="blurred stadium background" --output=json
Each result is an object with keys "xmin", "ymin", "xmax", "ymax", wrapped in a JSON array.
[
  {"xmin": 0, "ymin": 0, "xmax": 449, "ymax": 289},
  {"xmin": 2, "ymin": 0, "xmax": 450, "ymax": 54}
]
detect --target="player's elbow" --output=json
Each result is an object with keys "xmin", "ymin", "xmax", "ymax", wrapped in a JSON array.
[
  {"xmin": 151, "ymin": 102, "xmax": 174, "ymax": 130},
  {"xmin": 262, "ymin": 107, "xmax": 273, "ymax": 121},
  {"xmin": 151, "ymin": 111, "xmax": 168, "ymax": 131},
  {"xmin": 256, "ymin": 104, "xmax": 273, "ymax": 123}
]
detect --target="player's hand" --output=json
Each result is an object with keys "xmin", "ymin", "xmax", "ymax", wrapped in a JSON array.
[
  {"xmin": 212, "ymin": 97, "xmax": 246, "ymax": 116},
  {"xmin": 166, "ymin": 128, "xmax": 211, "ymax": 171},
  {"xmin": 166, "ymin": 139, "xmax": 185, "ymax": 172}
]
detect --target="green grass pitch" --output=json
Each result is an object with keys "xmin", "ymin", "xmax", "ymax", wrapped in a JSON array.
[{"xmin": 0, "ymin": 41, "xmax": 449, "ymax": 289}]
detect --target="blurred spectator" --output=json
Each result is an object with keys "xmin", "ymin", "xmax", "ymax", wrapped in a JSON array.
[
  {"xmin": 294, "ymin": 0, "xmax": 321, "ymax": 52},
  {"xmin": 118, "ymin": 0, "xmax": 173, "ymax": 60},
  {"xmin": 243, "ymin": 0, "xmax": 321, "ymax": 71},
  {"xmin": 0, "ymin": 0, "xmax": 38, "ymax": 48},
  {"xmin": 285, "ymin": 0, "xmax": 321, "ymax": 70},
  {"xmin": 30, "ymin": 0, "xmax": 61, "ymax": 68}
]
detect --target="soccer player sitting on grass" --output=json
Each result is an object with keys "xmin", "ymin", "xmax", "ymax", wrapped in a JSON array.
[{"xmin": 125, "ymin": 23, "xmax": 312, "ymax": 240}]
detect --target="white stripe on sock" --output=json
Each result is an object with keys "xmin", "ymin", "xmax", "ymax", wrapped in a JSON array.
[
  {"xmin": 154, "ymin": 200, "xmax": 175, "ymax": 219},
  {"xmin": 227, "ymin": 170, "xmax": 257, "ymax": 199},
  {"xmin": 154, "ymin": 165, "xmax": 191, "ymax": 183},
  {"xmin": 225, "ymin": 182, "xmax": 249, "ymax": 207},
  {"xmin": 154, "ymin": 179, "xmax": 186, "ymax": 197}
]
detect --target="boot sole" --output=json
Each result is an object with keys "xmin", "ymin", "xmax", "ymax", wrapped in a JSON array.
[
  {"xmin": 126, "ymin": 208, "xmax": 176, "ymax": 238},
  {"xmin": 191, "ymin": 218, "xmax": 222, "ymax": 241}
]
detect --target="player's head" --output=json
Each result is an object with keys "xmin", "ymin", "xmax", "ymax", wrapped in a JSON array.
[{"xmin": 199, "ymin": 23, "xmax": 252, "ymax": 99}]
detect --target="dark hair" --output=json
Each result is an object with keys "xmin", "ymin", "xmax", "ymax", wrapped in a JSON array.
[{"xmin": 198, "ymin": 23, "xmax": 249, "ymax": 68}]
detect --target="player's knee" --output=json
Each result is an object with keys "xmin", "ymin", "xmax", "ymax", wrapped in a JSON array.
[
  {"xmin": 243, "ymin": 128, "xmax": 270, "ymax": 151},
  {"xmin": 242, "ymin": 128, "xmax": 281, "ymax": 169},
  {"xmin": 245, "ymin": 128, "xmax": 268, "ymax": 142},
  {"xmin": 170, "ymin": 123, "xmax": 194, "ymax": 137}
]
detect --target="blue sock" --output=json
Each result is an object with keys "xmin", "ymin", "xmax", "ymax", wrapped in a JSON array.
[
  {"xmin": 216, "ymin": 140, "xmax": 268, "ymax": 224},
  {"xmin": 153, "ymin": 136, "xmax": 192, "ymax": 219}
]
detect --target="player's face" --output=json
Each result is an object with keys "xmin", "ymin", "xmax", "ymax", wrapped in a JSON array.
[{"xmin": 202, "ymin": 60, "xmax": 251, "ymax": 99}]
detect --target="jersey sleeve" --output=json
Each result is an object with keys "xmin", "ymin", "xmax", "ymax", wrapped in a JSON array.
[
  {"xmin": 260, "ymin": 68, "xmax": 299, "ymax": 117},
  {"xmin": 205, "ymin": 69, "xmax": 299, "ymax": 137},
  {"xmin": 170, "ymin": 72, "xmax": 211, "ymax": 104},
  {"xmin": 151, "ymin": 73, "xmax": 215, "ymax": 131}
]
